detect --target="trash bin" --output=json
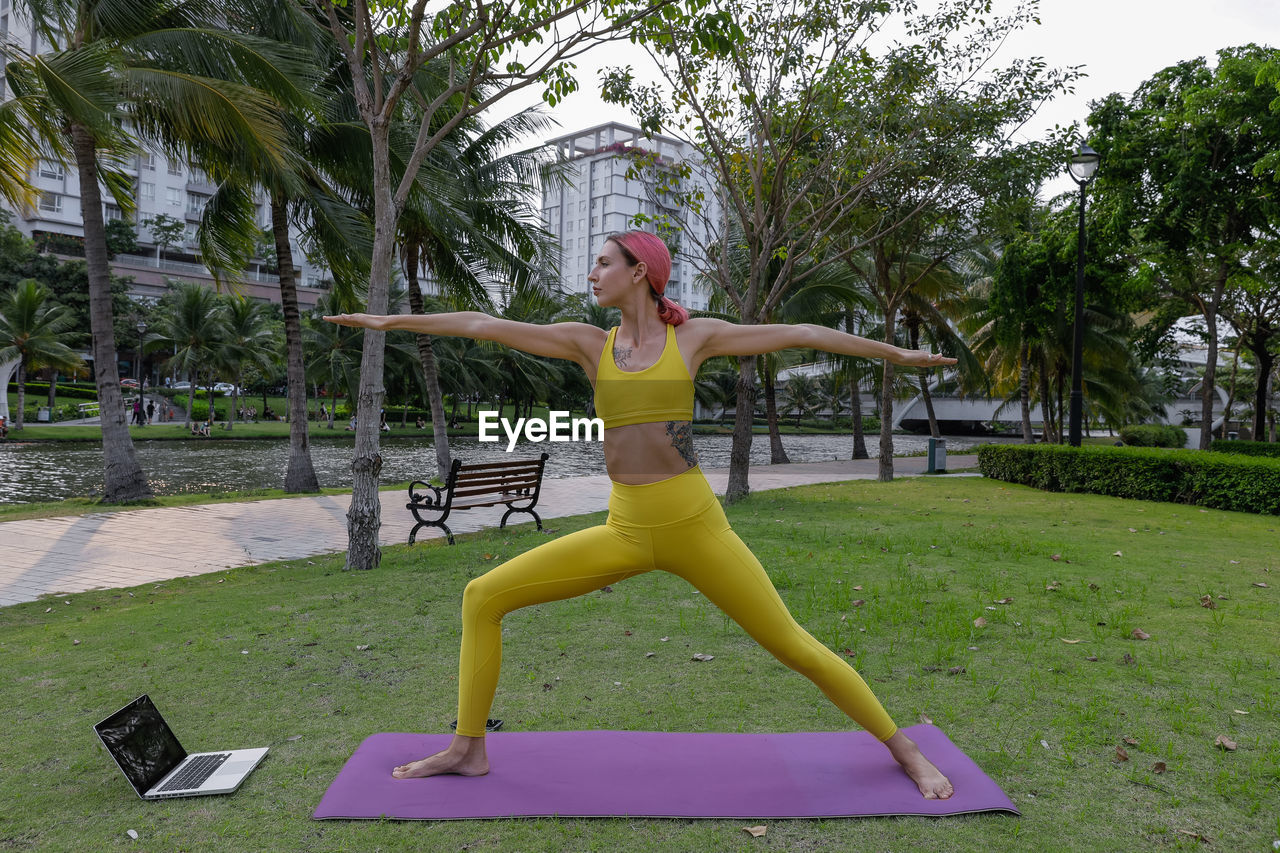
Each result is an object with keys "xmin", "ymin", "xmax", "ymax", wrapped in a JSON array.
[
  {"xmin": 926, "ymin": 437, "xmax": 947, "ymax": 474},
  {"xmin": 37, "ymin": 406, "xmax": 51, "ymax": 422}
]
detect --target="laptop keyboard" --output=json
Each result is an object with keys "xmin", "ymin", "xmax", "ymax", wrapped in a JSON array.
[{"xmin": 157, "ymin": 753, "xmax": 232, "ymax": 792}]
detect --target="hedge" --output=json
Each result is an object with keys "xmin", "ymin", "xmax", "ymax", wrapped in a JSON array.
[
  {"xmin": 977, "ymin": 443, "xmax": 1280, "ymax": 515},
  {"xmin": 6, "ymin": 382, "xmax": 98, "ymax": 401},
  {"xmin": 1119, "ymin": 423, "xmax": 1188, "ymax": 448},
  {"xmin": 1210, "ymin": 439, "xmax": 1280, "ymax": 459}
]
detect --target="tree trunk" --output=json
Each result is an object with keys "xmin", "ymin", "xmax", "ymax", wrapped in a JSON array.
[
  {"xmin": 1056, "ymin": 370, "xmax": 1065, "ymax": 445},
  {"xmin": 1039, "ymin": 370, "xmax": 1055, "ymax": 445},
  {"xmin": 47, "ymin": 370, "xmax": 57, "ymax": 409},
  {"xmin": 70, "ymin": 122, "xmax": 151, "ymax": 500},
  {"xmin": 1199, "ymin": 270, "xmax": 1227, "ymax": 450},
  {"xmin": 14, "ymin": 361, "xmax": 25, "ymax": 430},
  {"xmin": 875, "ymin": 244, "xmax": 897, "ymax": 482},
  {"xmin": 403, "ymin": 242, "xmax": 452, "ymax": 479},
  {"xmin": 271, "ymin": 193, "xmax": 319, "ymax": 492},
  {"xmin": 906, "ymin": 321, "xmax": 941, "ymax": 439},
  {"xmin": 1253, "ymin": 349, "xmax": 1274, "ymax": 441},
  {"xmin": 346, "ymin": 123, "xmax": 395, "ymax": 570},
  {"xmin": 725, "ymin": 354, "xmax": 758, "ymax": 502},
  {"xmin": 762, "ymin": 361, "xmax": 789, "ymax": 464},
  {"xmin": 1019, "ymin": 340, "xmax": 1034, "ymax": 443},
  {"xmin": 849, "ymin": 375, "xmax": 868, "ymax": 459},
  {"xmin": 1221, "ymin": 342, "xmax": 1240, "ymax": 439}
]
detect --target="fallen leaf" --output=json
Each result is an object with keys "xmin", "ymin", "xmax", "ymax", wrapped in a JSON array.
[
  {"xmin": 919, "ymin": 713, "xmax": 933, "ymax": 725},
  {"xmin": 44, "ymin": 607, "xmax": 51, "ymax": 613},
  {"xmin": 1113, "ymin": 551, "xmax": 1123, "ymax": 557},
  {"xmin": 1086, "ymin": 655, "xmax": 1099, "ymax": 662},
  {"xmin": 1124, "ymin": 737, "xmax": 1139, "ymax": 746},
  {"xmin": 853, "ymin": 585, "xmax": 863, "ymax": 591},
  {"xmin": 1115, "ymin": 746, "xmax": 1129, "ymax": 762},
  {"xmin": 1131, "ymin": 629, "xmax": 1150, "ymax": 640},
  {"xmin": 1253, "ymin": 582, "xmax": 1269, "ymax": 588},
  {"xmin": 72, "ymin": 639, "xmax": 81, "ymax": 646},
  {"xmin": 1046, "ymin": 581, "xmax": 1062, "ymax": 591},
  {"xmin": 985, "ymin": 606, "xmax": 997, "ymax": 611},
  {"xmin": 743, "ymin": 825, "xmax": 767, "ymax": 838},
  {"xmin": 1176, "ymin": 829, "xmax": 1210, "ymax": 843},
  {"xmin": 1089, "ymin": 583, "xmax": 1100, "ymax": 591},
  {"xmin": 660, "ymin": 637, "xmax": 669, "ymax": 642},
  {"xmin": 1214, "ymin": 735, "xmax": 1237, "ymax": 751},
  {"xmin": 126, "ymin": 829, "xmax": 138, "ymax": 840},
  {"xmin": 948, "ymin": 666, "xmax": 966, "ymax": 675},
  {"xmin": 1233, "ymin": 709, "xmax": 1249, "ymax": 715},
  {"xmin": 1200, "ymin": 595, "xmax": 1217, "ymax": 610},
  {"xmin": 1061, "ymin": 638, "xmax": 1082, "ymax": 644},
  {"xmin": 623, "ymin": 630, "xmax": 632, "ymax": 636},
  {"xmin": 973, "ymin": 617, "xmax": 987, "ymax": 628},
  {"xmin": 356, "ymin": 644, "xmax": 370, "ymax": 651},
  {"xmin": 1051, "ymin": 554, "xmax": 1061, "ymax": 562},
  {"xmin": 852, "ymin": 599, "xmax": 866, "ymax": 607},
  {"xmin": 1122, "ymin": 653, "xmax": 1135, "ymax": 665},
  {"xmin": 1040, "ymin": 739, "xmax": 1050, "ymax": 749},
  {"xmin": 286, "ymin": 735, "xmax": 303, "ymax": 742},
  {"xmin": 691, "ymin": 653, "xmax": 714, "ymax": 662},
  {"xmin": 1128, "ymin": 528, "xmax": 1137, "ymax": 533},
  {"xmin": 1230, "ymin": 560, "xmax": 1239, "ymax": 564},
  {"xmin": 482, "ymin": 553, "xmax": 492, "ymax": 560},
  {"xmin": 645, "ymin": 652, "xmax": 655, "ymax": 658},
  {"xmin": 1152, "ymin": 762, "xmax": 1167, "ymax": 774},
  {"xmin": 995, "ymin": 598, "xmax": 1014, "ymax": 605}
]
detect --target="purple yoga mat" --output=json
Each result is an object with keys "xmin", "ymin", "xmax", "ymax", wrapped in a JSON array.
[{"xmin": 313, "ymin": 725, "xmax": 1018, "ymax": 820}]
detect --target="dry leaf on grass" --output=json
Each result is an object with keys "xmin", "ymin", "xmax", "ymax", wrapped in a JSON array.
[
  {"xmin": 743, "ymin": 825, "xmax": 767, "ymax": 837},
  {"xmin": 1176, "ymin": 829, "xmax": 1210, "ymax": 844},
  {"xmin": 1050, "ymin": 554, "xmax": 1062, "ymax": 562},
  {"xmin": 1214, "ymin": 735, "xmax": 1237, "ymax": 751},
  {"xmin": 645, "ymin": 652, "xmax": 656, "ymax": 658},
  {"xmin": 853, "ymin": 585, "xmax": 863, "ymax": 591},
  {"xmin": 1233, "ymin": 709, "xmax": 1249, "ymax": 715},
  {"xmin": 1122, "ymin": 653, "xmax": 1136, "ymax": 665},
  {"xmin": 1061, "ymin": 638, "xmax": 1082, "ymax": 644},
  {"xmin": 1124, "ymin": 737, "xmax": 1139, "ymax": 746},
  {"xmin": 1131, "ymin": 629, "xmax": 1151, "ymax": 640},
  {"xmin": 995, "ymin": 598, "xmax": 1014, "ymax": 605},
  {"xmin": 1086, "ymin": 655, "xmax": 1099, "ymax": 662},
  {"xmin": 919, "ymin": 713, "xmax": 933, "ymax": 725},
  {"xmin": 1199, "ymin": 595, "xmax": 1217, "ymax": 609},
  {"xmin": 126, "ymin": 829, "xmax": 138, "ymax": 840},
  {"xmin": 1113, "ymin": 551, "xmax": 1123, "ymax": 557},
  {"xmin": 691, "ymin": 653, "xmax": 715, "ymax": 662},
  {"xmin": 973, "ymin": 617, "xmax": 987, "ymax": 628},
  {"xmin": 1152, "ymin": 762, "xmax": 1167, "ymax": 774},
  {"xmin": 852, "ymin": 599, "xmax": 866, "ymax": 607},
  {"xmin": 1046, "ymin": 581, "xmax": 1062, "ymax": 591},
  {"xmin": 949, "ymin": 666, "xmax": 966, "ymax": 675},
  {"xmin": 1115, "ymin": 746, "xmax": 1129, "ymax": 762},
  {"xmin": 1253, "ymin": 582, "xmax": 1269, "ymax": 588}
]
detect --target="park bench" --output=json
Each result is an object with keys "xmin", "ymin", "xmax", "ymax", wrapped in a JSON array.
[{"xmin": 406, "ymin": 453, "xmax": 549, "ymax": 545}]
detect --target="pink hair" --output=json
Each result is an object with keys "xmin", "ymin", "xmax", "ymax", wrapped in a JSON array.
[{"xmin": 608, "ymin": 231, "xmax": 688, "ymax": 326}]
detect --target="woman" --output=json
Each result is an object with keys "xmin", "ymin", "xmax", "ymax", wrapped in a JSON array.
[{"xmin": 325, "ymin": 231, "xmax": 957, "ymax": 799}]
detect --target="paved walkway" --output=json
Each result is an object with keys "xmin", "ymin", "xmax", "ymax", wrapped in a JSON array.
[{"xmin": 0, "ymin": 455, "xmax": 977, "ymax": 607}]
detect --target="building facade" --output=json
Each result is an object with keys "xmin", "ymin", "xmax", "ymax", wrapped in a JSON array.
[{"xmin": 540, "ymin": 123, "xmax": 721, "ymax": 312}]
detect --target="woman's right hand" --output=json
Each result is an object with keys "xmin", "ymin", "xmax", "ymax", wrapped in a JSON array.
[{"xmin": 324, "ymin": 313, "xmax": 385, "ymax": 330}]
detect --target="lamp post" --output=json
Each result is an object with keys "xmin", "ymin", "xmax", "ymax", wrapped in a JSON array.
[
  {"xmin": 136, "ymin": 320, "xmax": 147, "ymax": 424},
  {"xmin": 1067, "ymin": 143, "xmax": 1100, "ymax": 447}
]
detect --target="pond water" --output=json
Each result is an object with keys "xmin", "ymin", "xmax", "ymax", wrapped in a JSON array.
[{"xmin": 0, "ymin": 432, "xmax": 992, "ymax": 504}]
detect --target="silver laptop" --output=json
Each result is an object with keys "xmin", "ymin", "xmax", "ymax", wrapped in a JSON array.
[{"xmin": 94, "ymin": 694, "xmax": 268, "ymax": 800}]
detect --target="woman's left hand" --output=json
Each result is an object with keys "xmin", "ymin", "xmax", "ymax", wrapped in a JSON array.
[{"xmin": 896, "ymin": 349, "xmax": 958, "ymax": 368}]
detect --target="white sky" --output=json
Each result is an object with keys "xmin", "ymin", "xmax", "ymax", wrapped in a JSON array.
[{"xmin": 499, "ymin": 0, "xmax": 1280, "ymax": 198}]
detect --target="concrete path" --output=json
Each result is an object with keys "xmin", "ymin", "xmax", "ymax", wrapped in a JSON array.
[{"xmin": 0, "ymin": 455, "xmax": 978, "ymax": 607}]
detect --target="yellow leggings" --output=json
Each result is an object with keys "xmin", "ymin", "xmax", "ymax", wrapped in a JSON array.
[{"xmin": 455, "ymin": 466, "xmax": 898, "ymax": 741}]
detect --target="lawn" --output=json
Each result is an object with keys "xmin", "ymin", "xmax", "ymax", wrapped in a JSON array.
[{"xmin": 1, "ymin": 477, "xmax": 1276, "ymax": 852}]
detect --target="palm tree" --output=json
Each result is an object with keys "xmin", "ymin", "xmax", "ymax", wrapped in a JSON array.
[
  {"xmin": 0, "ymin": 280, "xmax": 83, "ymax": 429},
  {"xmin": 0, "ymin": 0, "xmax": 308, "ymax": 499},
  {"xmin": 157, "ymin": 282, "xmax": 229, "ymax": 425},
  {"xmin": 217, "ymin": 296, "xmax": 278, "ymax": 431}
]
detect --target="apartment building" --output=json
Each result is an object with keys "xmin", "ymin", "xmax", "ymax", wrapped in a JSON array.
[{"xmin": 541, "ymin": 122, "xmax": 721, "ymax": 311}]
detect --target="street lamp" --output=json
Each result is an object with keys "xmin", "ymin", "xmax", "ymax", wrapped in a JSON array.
[
  {"xmin": 1067, "ymin": 143, "xmax": 1100, "ymax": 447},
  {"xmin": 136, "ymin": 320, "xmax": 147, "ymax": 424}
]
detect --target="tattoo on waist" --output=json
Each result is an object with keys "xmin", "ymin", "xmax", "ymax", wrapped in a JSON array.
[{"xmin": 666, "ymin": 421, "xmax": 697, "ymax": 467}]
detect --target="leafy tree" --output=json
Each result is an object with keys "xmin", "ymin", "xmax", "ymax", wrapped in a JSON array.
[
  {"xmin": 104, "ymin": 219, "xmax": 139, "ymax": 258},
  {"xmin": 1088, "ymin": 44, "xmax": 1280, "ymax": 448},
  {"xmin": 0, "ymin": 280, "xmax": 84, "ymax": 429},
  {"xmin": 217, "ymin": 296, "xmax": 280, "ymax": 431},
  {"xmin": 143, "ymin": 215, "xmax": 186, "ymax": 263},
  {"xmin": 156, "ymin": 282, "xmax": 229, "ymax": 424}
]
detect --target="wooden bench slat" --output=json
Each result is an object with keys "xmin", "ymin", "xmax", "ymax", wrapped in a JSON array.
[
  {"xmin": 452, "ymin": 473, "xmax": 541, "ymax": 491},
  {"xmin": 453, "ymin": 458, "xmax": 545, "ymax": 473},
  {"xmin": 452, "ymin": 479, "xmax": 540, "ymax": 499},
  {"xmin": 455, "ymin": 466, "xmax": 541, "ymax": 482},
  {"xmin": 406, "ymin": 453, "xmax": 548, "ymax": 546}
]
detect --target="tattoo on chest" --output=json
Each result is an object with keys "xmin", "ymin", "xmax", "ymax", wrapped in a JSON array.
[
  {"xmin": 666, "ymin": 421, "xmax": 697, "ymax": 467},
  {"xmin": 612, "ymin": 345, "xmax": 633, "ymax": 367}
]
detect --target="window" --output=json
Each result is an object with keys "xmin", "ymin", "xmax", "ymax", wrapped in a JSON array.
[
  {"xmin": 165, "ymin": 187, "xmax": 182, "ymax": 207},
  {"xmin": 38, "ymin": 192, "xmax": 61, "ymax": 213},
  {"xmin": 141, "ymin": 153, "xmax": 156, "ymax": 171},
  {"xmin": 184, "ymin": 224, "xmax": 198, "ymax": 244},
  {"xmin": 186, "ymin": 192, "xmax": 208, "ymax": 216},
  {"xmin": 140, "ymin": 182, "xmax": 155, "ymax": 201},
  {"xmin": 104, "ymin": 205, "xmax": 122, "ymax": 222},
  {"xmin": 39, "ymin": 160, "xmax": 64, "ymax": 180},
  {"xmin": 167, "ymin": 159, "xmax": 183, "ymax": 177}
]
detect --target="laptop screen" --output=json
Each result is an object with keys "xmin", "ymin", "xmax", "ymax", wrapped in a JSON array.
[{"xmin": 95, "ymin": 695, "xmax": 187, "ymax": 795}]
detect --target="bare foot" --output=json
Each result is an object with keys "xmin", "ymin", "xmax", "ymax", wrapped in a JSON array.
[
  {"xmin": 391, "ymin": 735, "xmax": 488, "ymax": 779},
  {"xmin": 884, "ymin": 731, "xmax": 954, "ymax": 799}
]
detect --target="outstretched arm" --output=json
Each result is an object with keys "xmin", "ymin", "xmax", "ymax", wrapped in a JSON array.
[
  {"xmin": 324, "ymin": 312, "xmax": 606, "ymax": 365},
  {"xmin": 689, "ymin": 318, "xmax": 957, "ymax": 367}
]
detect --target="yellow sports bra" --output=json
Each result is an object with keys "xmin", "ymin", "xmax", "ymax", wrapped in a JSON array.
[{"xmin": 593, "ymin": 324, "xmax": 695, "ymax": 429}]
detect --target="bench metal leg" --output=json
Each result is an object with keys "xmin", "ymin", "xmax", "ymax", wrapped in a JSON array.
[
  {"xmin": 409, "ymin": 520, "xmax": 455, "ymax": 546},
  {"xmin": 499, "ymin": 506, "xmax": 543, "ymax": 532}
]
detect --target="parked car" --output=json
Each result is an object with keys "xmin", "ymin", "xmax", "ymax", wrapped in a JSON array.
[
  {"xmin": 119, "ymin": 378, "xmax": 139, "ymax": 389},
  {"xmin": 170, "ymin": 381, "xmax": 192, "ymax": 391},
  {"xmin": 213, "ymin": 382, "xmax": 241, "ymax": 395}
]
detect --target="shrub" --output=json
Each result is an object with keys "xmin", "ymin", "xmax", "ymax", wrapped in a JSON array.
[
  {"xmin": 1119, "ymin": 424, "xmax": 1188, "ymax": 448},
  {"xmin": 977, "ymin": 443, "xmax": 1280, "ymax": 515},
  {"xmin": 1211, "ymin": 439, "xmax": 1280, "ymax": 459}
]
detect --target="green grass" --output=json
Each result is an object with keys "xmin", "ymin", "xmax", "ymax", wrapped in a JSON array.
[{"xmin": 2, "ymin": 478, "xmax": 1277, "ymax": 851}]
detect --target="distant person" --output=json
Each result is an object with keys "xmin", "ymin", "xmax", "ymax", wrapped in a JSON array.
[
  {"xmin": 319, "ymin": 403, "xmax": 328, "ymax": 422},
  {"xmin": 145, "ymin": 401, "xmax": 155, "ymax": 424},
  {"xmin": 132, "ymin": 399, "xmax": 143, "ymax": 425},
  {"xmin": 415, "ymin": 416, "xmax": 426, "ymax": 430},
  {"xmin": 345, "ymin": 415, "xmax": 356, "ymax": 431},
  {"xmin": 0, "ymin": 414, "xmax": 7, "ymax": 439}
]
